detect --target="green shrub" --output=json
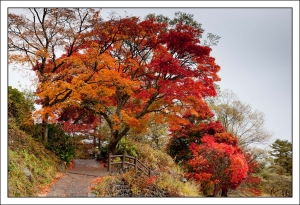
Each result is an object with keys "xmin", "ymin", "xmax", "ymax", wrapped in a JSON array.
[
  {"xmin": 46, "ymin": 124, "xmax": 75, "ymax": 165},
  {"xmin": 117, "ymin": 137, "xmax": 137, "ymax": 157}
]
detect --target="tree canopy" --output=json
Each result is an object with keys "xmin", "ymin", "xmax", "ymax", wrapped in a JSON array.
[
  {"xmin": 269, "ymin": 139, "xmax": 292, "ymax": 175},
  {"xmin": 9, "ymin": 9, "xmax": 221, "ymax": 154}
]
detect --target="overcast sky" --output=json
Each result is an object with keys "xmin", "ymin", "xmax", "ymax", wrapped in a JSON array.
[
  {"xmin": 98, "ymin": 8, "xmax": 293, "ymax": 147},
  {"xmin": 2, "ymin": 1, "xmax": 299, "ymax": 204},
  {"xmin": 7, "ymin": 7, "xmax": 293, "ymax": 145}
]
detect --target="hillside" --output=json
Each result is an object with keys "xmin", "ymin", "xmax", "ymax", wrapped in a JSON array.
[
  {"xmin": 8, "ymin": 119, "xmax": 61, "ymax": 197},
  {"xmin": 90, "ymin": 139, "xmax": 201, "ymax": 197}
]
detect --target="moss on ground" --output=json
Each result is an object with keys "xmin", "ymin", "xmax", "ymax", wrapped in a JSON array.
[{"xmin": 8, "ymin": 120, "xmax": 60, "ymax": 197}]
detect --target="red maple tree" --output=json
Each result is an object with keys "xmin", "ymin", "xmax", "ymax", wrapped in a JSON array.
[{"xmin": 186, "ymin": 134, "xmax": 248, "ymax": 197}]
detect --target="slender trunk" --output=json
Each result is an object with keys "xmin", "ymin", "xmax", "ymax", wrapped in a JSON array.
[
  {"xmin": 42, "ymin": 97, "xmax": 50, "ymax": 145},
  {"xmin": 212, "ymin": 184, "xmax": 218, "ymax": 197},
  {"xmin": 221, "ymin": 188, "xmax": 228, "ymax": 197},
  {"xmin": 98, "ymin": 137, "xmax": 101, "ymax": 148},
  {"xmin": 42, "ymin": 113, "xmax": 49, "ymax": 145}
]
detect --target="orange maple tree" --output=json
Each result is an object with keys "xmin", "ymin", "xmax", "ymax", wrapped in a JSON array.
[
  {"xmin": 9, "ymin": 10, "xmax": 220, "ymax": 154},
  {"xmin": 8, "ymin": 8, "xmax": 101, "ymax": 144}
]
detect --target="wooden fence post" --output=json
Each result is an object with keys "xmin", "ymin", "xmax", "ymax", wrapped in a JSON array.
[
  {"xmin": 108, "ymin": 153, "xmax": 111, "ymax": 172},
  {"xmin": 122, "ymin": 152, "xmax": 125, "ymax": 169},
  {"xmin": 134, "ymin": 157, "xmax": 137, "ymax": 172}
]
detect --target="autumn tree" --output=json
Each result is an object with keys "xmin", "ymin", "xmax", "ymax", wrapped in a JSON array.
[
  {"xmin": 8, "ymin": 8, "xmax": 102, "ymax": 144},
  {"xmin": 208, "ymin": 89, "xmax": 272, "ymax": 149},
  {"xmin": 230, "ymin": 148, "xmax": 265, "ymax": 196},
  {"xmin": 186, "ymin": 134, "xmax": 248, "ymax": 197},
  {"xmin": 166, "ymin": 112, "xmax": 249, "ymax": 196},
  {"xmin": 167, "ymin": 114, "xmax": 225, "ymax": 164},
  {"xmin": 128, "ymin": 113, "xmax": 170, "ymax": 150},
  {"xmin": 22, "ymin": 11, "xmax": 221, "ymax": 154}
]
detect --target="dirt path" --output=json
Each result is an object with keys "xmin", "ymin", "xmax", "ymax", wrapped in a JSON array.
[{"xmin": 46, "ymin": 159, "xmax": 109, "ymax": 197}]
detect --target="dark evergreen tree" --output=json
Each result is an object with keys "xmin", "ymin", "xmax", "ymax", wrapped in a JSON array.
[{"xmin": 269, "ymin": 139, "xmax": 292, "ymax": 175}]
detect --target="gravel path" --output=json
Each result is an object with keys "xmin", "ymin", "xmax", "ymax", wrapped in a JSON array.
[{"xmin": 46, "ymin": 159, "xmax": 109, "ymax": 197}]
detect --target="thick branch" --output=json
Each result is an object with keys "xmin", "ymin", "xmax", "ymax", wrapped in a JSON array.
[
  {"xmin": 136, "ymin": 92, "xmax": 159, "ymax": 119},
  {"xmin": 49, "ymin": 89, "xmax": 72, "ymax": 106}
]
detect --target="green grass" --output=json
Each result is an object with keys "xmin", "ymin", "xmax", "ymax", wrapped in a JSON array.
[{"xmin": 8, "ymin": 121, "xmax": 60, "ymax": 197}]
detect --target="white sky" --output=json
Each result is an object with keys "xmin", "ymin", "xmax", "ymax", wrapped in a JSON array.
[{"xmin": 1, "ymin": 1, "xmax": 299, "ymax": 205}]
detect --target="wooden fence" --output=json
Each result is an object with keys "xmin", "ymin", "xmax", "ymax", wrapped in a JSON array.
[{"xmin": 108, "ymin": 153, "xmax": 157, "ymax": 177}]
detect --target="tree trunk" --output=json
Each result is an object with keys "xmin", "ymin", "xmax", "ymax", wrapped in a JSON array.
[
  {"xmin": 107, "ymin": 127, "xmax": 130, "ymax": 155},
  {"xmin": 98, "ymin": 137, "xmax": 101, "ymax": 148},
  {"xmin": 42, "ymin": 97, "xmax": 50, "ymax": 145},
  {"xmin": 221, "ymin": 188, "xmax": 228, "ymax": 197},
  {"xmin": 108, "ymin": 138, "xmax": 119, "ymax": 155},
  {"xmin": 42, "ymin": 113, "xmax": 49, "ymax": 145}
]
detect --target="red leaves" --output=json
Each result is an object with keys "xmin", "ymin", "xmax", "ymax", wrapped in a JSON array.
[
  {"xmin": 12, "ymin": 10, "xmax": 223, "ymax": 153},
  {"xmin": 168, "ymin": 112, "xmax": 248, "ymax": 196},
  {"xmin": 187, "ymin": 136, "xmax": 248, "ymax": 195},
  {"xmin": 59, "ymin": 106, "xmax": 101, "ymax": 134},
  {"xmin": 145, "ymin": 176, "xmax": 157, "ymax": 186},
  {"xmin": 214, "ymin": 132, "xmax": 238, "ymax": 147}
]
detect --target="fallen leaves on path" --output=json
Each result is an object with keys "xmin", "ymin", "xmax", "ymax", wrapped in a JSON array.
[
  {"xmin": 36, "ymin": 172, "xmax": 65, "ymax": 197},
  {"xmin": 89, "ymin": 176, "xmax": 105, "ymax": 191}
]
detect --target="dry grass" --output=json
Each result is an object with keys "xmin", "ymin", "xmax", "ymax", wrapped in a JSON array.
[{"xmin": 91, "ymin": 140, "xmax": 201, "ymax": 197}]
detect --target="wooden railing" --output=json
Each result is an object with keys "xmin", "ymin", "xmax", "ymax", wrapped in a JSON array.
[{"xmin": 108, "ymin": 153, "xmax": 158, "ymax": 177}]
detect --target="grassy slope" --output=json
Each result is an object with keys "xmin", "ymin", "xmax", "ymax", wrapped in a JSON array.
[
  {"xmin": 8, "ymin": 120, "xmax": 60, "ymax": 197},
  {"xmin": 91, "ymin": 140, "xmax": 201, "ymax": 197}
]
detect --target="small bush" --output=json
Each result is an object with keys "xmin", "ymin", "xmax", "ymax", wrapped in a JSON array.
[
  {"xmin": 117, "ymin": 137, "xmax": 137, "ymax": 157},
  {"xmin": 46, "ymin": 124, "xmax": 75, "ymax": 165}
]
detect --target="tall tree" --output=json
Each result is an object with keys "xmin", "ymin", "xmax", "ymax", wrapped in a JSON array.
[
  {"xmin": 208, "ymin": 89, "xmax": 272, "ymax": 149},
  {"xmin": 269, "ymin": 139, "xmax": 292, "ymax": 175},
  {"xmin": 25, "ymin": 11, "xmax": 221, "ymax": 154},
  {"xmin": 8, "ymin": 8, "xmax": 102, "ymax": 144}
]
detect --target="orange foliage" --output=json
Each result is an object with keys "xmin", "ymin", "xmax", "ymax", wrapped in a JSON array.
[{"xmin": 9, "ymin": 9, "xmax": 221, "ymax": 152}]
